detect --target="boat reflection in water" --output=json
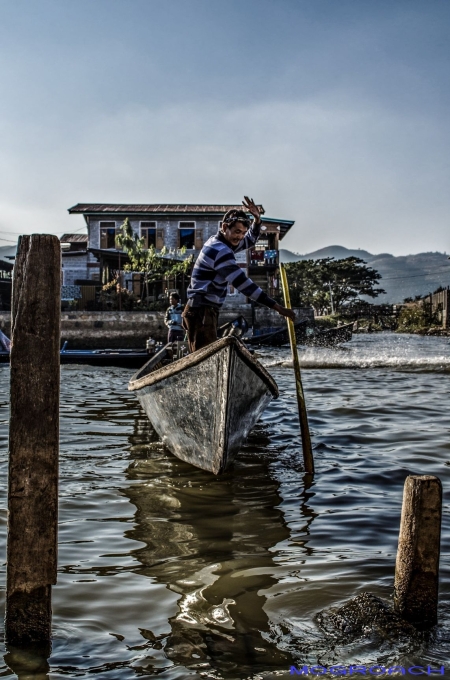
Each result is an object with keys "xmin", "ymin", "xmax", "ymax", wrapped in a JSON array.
[{"xmin": 121, "ymin": 416, "xmax": 317, "ymax": 676}]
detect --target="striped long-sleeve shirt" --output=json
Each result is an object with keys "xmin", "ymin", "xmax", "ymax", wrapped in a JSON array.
[{"xmin": 186, "ymin": 222, "xmax": 277, "ymax": 309}]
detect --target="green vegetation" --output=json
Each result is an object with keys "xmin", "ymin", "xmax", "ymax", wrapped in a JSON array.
[
  {"xmin": 395, "ymin": 295, "xmax": 445, "ymax": 334},
  {"xmin": 115, "ymin": 218, "xmax": 193, "ymax": 302},
  {"xmin": 284, "ymin": 257, "xmax": 386, "ymax": 314},
  {"xmin": 313, "ymin": 315, "xmax": 338, "ymax": 330},
  {"xmin": 98, "ymin": 279, "xmax": 135, "ymax": 311},
  {"xmin": 396, "ymin": 305, "xmax": 428, "ymax": 332}
]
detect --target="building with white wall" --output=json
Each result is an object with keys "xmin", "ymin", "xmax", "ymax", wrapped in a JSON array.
[{"xmin": 67, "ymin": 203, "xmax": 294, "ymax": 305}]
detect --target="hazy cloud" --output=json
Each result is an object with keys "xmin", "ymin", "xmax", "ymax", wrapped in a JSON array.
[{"xmin": 0, "ymin": 0, "xmax": 449, "ymax": 256}]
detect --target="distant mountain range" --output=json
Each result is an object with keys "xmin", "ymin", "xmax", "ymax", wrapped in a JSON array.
[
  {"xmin": 3, "ymin": 244, "xmax": 450, "ymax": 305},
  {"xmin": 280, "ymin": 246, "xmax": 450, "ymax": 304}
]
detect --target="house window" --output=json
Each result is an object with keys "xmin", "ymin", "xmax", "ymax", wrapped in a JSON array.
[
  {"xmin": 141, "ymin": 222, "xmax": 157, "ymax": 248},
  {"xmin": 100, "ymin": 222, "xmax": 118, "ymax": 249},
  {"xmin": 178, "ymin": 222, "xmax": 196, "ymax": 249}
]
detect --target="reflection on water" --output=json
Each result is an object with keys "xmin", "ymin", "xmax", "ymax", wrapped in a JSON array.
[
  {"xmin": 0, "ymin": 333, "xmax": 449, "ymax": 678},
  {"xmin": 123, "ymin": 419, "xmax": 298, "ymax": 676}
]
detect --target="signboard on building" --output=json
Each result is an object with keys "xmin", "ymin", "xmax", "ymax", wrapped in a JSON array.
[{"xmin": 235, "ymin": 251, "xmax": 247, "ymax": 264}]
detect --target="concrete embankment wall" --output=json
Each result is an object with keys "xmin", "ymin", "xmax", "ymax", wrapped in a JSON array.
[{"xmin": 0, "ymin": 307, "xmax": 313, "ymax": 349}]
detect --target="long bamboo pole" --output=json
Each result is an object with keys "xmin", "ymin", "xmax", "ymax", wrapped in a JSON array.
[{"xmin": 279, "ymin": 264, "xmax": 314, "ymax": 473}]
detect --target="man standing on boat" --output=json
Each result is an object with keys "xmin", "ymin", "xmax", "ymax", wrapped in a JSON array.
[{"xmin": 182, "ymin": 197, "xmax": 295, "ymax": 352}]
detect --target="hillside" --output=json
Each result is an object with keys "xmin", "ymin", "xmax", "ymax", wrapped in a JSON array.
[
  {"xmin": 280, "ymin": 246, "xmax": 450, "ymax": 304},
  {"xmin": 3, "ymin": 243, "xmax": 450, "ymax": 304}
]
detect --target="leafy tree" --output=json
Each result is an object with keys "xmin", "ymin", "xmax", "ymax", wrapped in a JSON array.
[
  {"xmin": 323, "ymin": 257, "xmax": 386, "ymax": 311},
  {"xmin": 99, "ymin": 278, "xmax": 135, "ymax": 311},
  {"xmin": 284, "ymin": 257, "xmax": 386, "ymax": 314},
  {"xmin": 282, "ymin": 259, "xmax": 327, "ymax": 310},
  {"xmin": 115, "ymin": 218, "xmax": 193, "ymax": 302}
]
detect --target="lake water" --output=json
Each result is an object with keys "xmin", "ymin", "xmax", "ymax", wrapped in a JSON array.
[{"xmin": 0, "ymin": 333, "xmax": 449, "ymax": 679}]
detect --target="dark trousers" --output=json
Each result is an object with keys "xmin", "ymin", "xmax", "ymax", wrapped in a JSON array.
[
  {"xmin": 168, "ymin": 329, "xmax": 185, "ymax": 343},
  {"xmin": 181, "ymin": 304, "xmax": 219, "ymax": 353}
]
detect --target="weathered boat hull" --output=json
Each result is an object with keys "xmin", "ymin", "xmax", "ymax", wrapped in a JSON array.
[{"xmin": 128, "ymin": 337, "xmax": 278, "ymax": 474}]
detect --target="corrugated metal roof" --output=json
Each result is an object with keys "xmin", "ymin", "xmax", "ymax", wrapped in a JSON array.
[
  {"xmin": 68, "ymin": 204, "xmax": 295, "ymax": 239},
  {"xmin": 68, "ymin": 203, "xmax": 263, "ymax": 215},
  {"xmin": 60, "ymin": 233, "xmax": 88, "ymax": 242}
]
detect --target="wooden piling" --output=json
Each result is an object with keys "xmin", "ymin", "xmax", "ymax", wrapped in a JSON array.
[
  {"xmin": 394, "ymin": 474, "xmax": 442, "ymax": 628},
  {"xmin": 5, "ymin": 234, "xmax": 61, "ymax": 645}
]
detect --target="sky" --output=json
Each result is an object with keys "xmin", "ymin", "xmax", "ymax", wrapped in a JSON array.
[{"xmin": 0, "ymin": 0, "xmax": 449, "ymax": 256}]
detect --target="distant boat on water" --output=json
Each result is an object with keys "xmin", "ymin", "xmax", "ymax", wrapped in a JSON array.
[
  {"xmin": 245, "ymin": 320, "xmax": 353, "ymax": 347},
  {"xmin": 0, "ymin": 337, "xmax": 153, "ymax": 368}
]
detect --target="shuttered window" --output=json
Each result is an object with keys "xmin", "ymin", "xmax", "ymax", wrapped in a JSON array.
[
  {"xmin": 156, "ymin": 229, "xmax": 165, "ymax": 249},
  {"xmin": 194, "ymin": 229, "xmax": 204, "ymax": 250},
  {"xmin": 141, "ymin": 222, "xmax": 157, "ymax": 248},
  {"xmin": 99, "ymin": 222, "xmax": 117, "ymax": 249}
]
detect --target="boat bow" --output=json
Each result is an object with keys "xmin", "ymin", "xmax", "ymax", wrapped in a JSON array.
[{"xmin": 129, "ymin": 337, "xmax": 278, "ymax": 474}]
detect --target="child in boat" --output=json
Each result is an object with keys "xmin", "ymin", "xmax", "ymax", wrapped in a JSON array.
[
  {"xmin": 164, "ymin": 292, "xmax": 185, "ymax": 343},
  {"xmin": 182, "ymin": 196, "xmax": 295, "ymax": 352}
]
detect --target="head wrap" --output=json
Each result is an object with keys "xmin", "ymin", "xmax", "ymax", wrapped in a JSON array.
[{"xmin": 222, "ymin": 209, "xmax": 252, "ymax": 229}]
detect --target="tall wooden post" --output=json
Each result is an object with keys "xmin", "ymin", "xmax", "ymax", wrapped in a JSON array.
[
  {"xmin": 394, "ymin": 475, "xmax": 442, "ymax": 628},
  {"xmin": 5, "ymin": 234, "xmax": 61, "ymax": 645},
  {"xmin": 118, "ymin": 251, "xmax": 122, "ymax": 312}
]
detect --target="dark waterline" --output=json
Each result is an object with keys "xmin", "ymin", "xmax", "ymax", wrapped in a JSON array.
[{"xmin": 0, "ymin": 333, "xmax": 449, "ymax": 678}]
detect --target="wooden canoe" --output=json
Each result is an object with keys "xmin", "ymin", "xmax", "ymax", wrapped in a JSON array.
[
  {"xmin": 311, "ymin": 322, "xmax": 353, "ymax": 347},
  {"xmin": 245, "ymin": 319, "xmax": 309, "ymax": 347},
  {"xmin": 128, "ymin": 336, "xmax": 279, "ymax": 474},
  {"xmin": 245, "ymin": 320, "xmax": 353, "ymax": 348},
  {"xmin": 0, "ymin": 346, "xmax": 153, "ymax": 367}
]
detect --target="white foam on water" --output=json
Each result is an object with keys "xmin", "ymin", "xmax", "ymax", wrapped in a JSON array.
[{"xmin": 262, "ymin": 332, "xmax": 450, "ymax": 371}]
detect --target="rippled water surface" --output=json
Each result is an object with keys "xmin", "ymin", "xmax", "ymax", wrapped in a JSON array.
[{"xmin": 0, "ymin": 333, "xmax": 449, "ymax": 678}]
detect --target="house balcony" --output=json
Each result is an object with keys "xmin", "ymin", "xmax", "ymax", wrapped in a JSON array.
[{"xmin": 249, "ymin": 249, "xmax": 279, "ymax": 267}]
